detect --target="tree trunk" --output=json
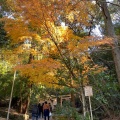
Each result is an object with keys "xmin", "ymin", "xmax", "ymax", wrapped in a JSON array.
[
  {"xmin": 98, "ymin": 0, "xmax": 120, "ymax": 84},
  {"xmin": 71, "ymin": 91, "xmax": 75, "ymax": 107},
  {"xmin": 25, "ymin": 85, "xmax": 32, "ymax": 114},
  {"xmin": 81, "ymin": 87, "xmax": 86, "ymax": 117},
  {"xmin": 24, "ymin": 53, "xmax": 34, "ymax": 114},
  {"xmin": 19, "ymin": 91, "xmax": 23, "ymax": 113}
]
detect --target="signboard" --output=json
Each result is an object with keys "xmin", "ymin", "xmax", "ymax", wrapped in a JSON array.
[{"xmin": 84, "ymin": 86, "xmax": 93, "ymax": 96}]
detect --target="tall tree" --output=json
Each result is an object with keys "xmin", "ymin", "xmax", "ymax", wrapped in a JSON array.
[{"xmin": 96, "ymin": 0, "xmax": 120, "ymax": 84}]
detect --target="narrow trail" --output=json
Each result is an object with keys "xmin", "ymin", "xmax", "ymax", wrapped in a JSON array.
[
  {"xmin": 29, "ymin": 118, "xmax": 52, "ymax": 120},
  {"xmin": 0, "ymin": 117, "xmax": 53, "ymax": 120},
  {"xmin": 29, "ymin": 116, "xmax": 53, "ymax": 120}
]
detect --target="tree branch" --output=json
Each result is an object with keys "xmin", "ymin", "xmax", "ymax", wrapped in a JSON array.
[{"xmin": 106, "ymin": 2, "xmax": 120, "ymax": 7}]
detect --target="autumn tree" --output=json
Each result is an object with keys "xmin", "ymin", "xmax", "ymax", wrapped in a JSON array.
[{"xmin": 2, "ymin": 0, "xmax": 111, "ymax": 117}]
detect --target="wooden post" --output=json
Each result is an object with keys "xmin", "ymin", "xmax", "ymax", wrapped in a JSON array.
[
  {"xmin": 89, "ymin": 96, "xmax": 93, "ymax": 120},
  {"xmin": 7, "ymin": 70, "xmax": 16, "ymax": 120}
]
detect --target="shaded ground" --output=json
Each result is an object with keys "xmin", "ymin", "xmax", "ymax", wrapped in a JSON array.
[
  {"xmin": 103, "ymin": 118, "xmax": 120, "ymax": 120},
  {"xmin": 29, "ymin": 117, "xmax": 52, "ymax": 120},
  {"xmin": 0, "ymin": 118, "xmax": 7, "ymax": 120},
  {"xmin": 0, "ymin": 107, "xmax": 119, "ymax": 120},
  {"xmin": 0, "ymin": 117, "xmax": 52, "ymax": 120}
]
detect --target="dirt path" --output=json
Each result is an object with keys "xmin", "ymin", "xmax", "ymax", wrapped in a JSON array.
[
  {"xmin": 0, "ymin": 117, "xmax": 52, "ymax": 120},
  {"xmin": 0, "ymin": 118, "xmax": 6, "ymax": 120},
  {"xmin": 29, "ymin": 117, "xmax": 52, "ymax": 120}
]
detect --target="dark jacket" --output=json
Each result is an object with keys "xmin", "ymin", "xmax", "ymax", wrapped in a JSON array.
[{"xmin": 32, "ymin": 104, "xmax": 39, "ymax": 114}]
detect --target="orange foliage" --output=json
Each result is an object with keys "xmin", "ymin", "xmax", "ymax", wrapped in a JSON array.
[
  {"xmin": 15, "ymin": 58, "xmax": 61, "ymax": 87},
  {"xmin": 2, "ymin": 0, "xmax": 107, "ymax": 88}
]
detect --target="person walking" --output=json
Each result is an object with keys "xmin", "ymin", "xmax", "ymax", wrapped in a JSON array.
[
  {"xmin": 38, "ymin": 103, "xmax": 43, "ymax": 118},
  {"xmin": 49, "ymin": 103, "xmax": 52, "ymax": 113},
  {"xmin": 41, "ymin": 103, "xmax": 44, "ymax": 118},
  {"xmin": 31, "ymin": 104, "xmax": 39, "ymax": 120},
  {"xmin": 48, "ymin": 103, "xmax": 52, "ymax": 118},
  {"xmin": 43, "ymin": 101, "xmax": 50, "ymax": 120}
]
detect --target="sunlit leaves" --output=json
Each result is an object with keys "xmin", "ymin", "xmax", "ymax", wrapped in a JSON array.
[
  {"xmin": 2, "ymin": 0, "xmax": 108, "ymax": 89},
  {"xmin": 0, "ymin": 61, "xmax": 12, "ymax": 74},
  {"xmin": 4, "ymin": 19, "xmax": 31, "ymax": 44},
  {"xmin": 15, "ymin": 58, "xmax": 61, "ymax": 87}
]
